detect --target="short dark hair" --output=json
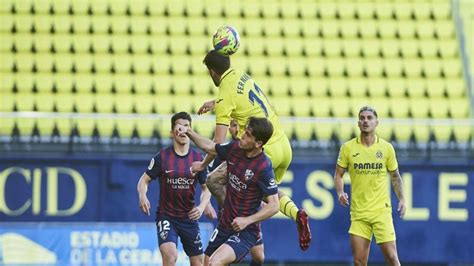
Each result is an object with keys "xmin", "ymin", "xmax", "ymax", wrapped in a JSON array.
[
  {"xmin": 247, "ymin": 117, "xmax": 274, "ymax": 145},
  {"xmin": 358, "ymin": 106, "xmax": 378, "ymax": 118},
  {"xmin": 171, "ymin": 112, "xmax": 192, "ymax": 129},
  {"xmin": 203, "ymin": 50, "xmax": 230, "ymax": 75}
]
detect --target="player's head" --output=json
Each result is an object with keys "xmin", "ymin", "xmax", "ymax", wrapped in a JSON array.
[
  {"xmin": 171, "ymin": 112, "xmax": 192, "ymax": 145},
  {"xmin": 239, "ymin": 117, "xmax": 274, "ymax": 150},
  {"xmin": 358, "ymin": 106, "xmax": 378, "ymax": 134},
  {"xmin": 203, "ymin": 50, "xmax": 230, "ymax": 86}
]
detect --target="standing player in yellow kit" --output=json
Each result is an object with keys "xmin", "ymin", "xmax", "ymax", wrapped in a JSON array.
[
  {"xmin": 195, "ymin": 50, "xmax": 311, "ymax": 251},
  {"xmin": 334, "ymin": 106, "xmax": 406, "ymax": 265}
]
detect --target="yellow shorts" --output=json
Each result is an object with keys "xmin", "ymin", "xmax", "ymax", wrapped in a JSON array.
[
  {"xmin": 263, "ymin": 136, "xmax": 292, "ymax": 184},
  {"xmin": 349, "ymin": 210, "xmax": 396, "ymax": 244}
]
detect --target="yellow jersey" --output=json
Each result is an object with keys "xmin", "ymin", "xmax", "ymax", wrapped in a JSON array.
[
  {"xmin": 215, "ymin": 68, "xmax": 285, "ymax": 145},
  {"xmin": 337, "ymin": 135, "xmax": 398, "ymax": 219}
]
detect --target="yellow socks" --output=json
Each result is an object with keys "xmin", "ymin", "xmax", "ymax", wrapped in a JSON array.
[{"xmin": 279, "ymin": 195, "xmax": 299, "ymax": 221}]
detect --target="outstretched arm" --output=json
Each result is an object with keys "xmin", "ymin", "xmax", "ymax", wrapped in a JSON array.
[
  {"xmin": 177, "ymin": 125, "xmax": 217, "ymax": 156},
  {"xmin": 390, "ymin": 169, "xmax": 406, "ymax": 217},
  {"xmin": 334, "ymin": 165, "xmax": 349, "ymax": 207}
]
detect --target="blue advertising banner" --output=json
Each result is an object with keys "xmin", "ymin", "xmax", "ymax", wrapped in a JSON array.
[
  {"xmin": 1, "ymin": 156, "xmax": 473, "ymax": 263},
  {"xmin": 0, "ymin": 222, "xmax": 214, "ymax": 265}
]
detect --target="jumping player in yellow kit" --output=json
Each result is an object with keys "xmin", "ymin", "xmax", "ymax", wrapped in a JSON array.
[
  {"xmin": 334, "ymin": 106, "xmax": 406, "ymax": 266},
  {"xmin": 195, "ymin": 50, "xmax": 311, "ymax": 251}
]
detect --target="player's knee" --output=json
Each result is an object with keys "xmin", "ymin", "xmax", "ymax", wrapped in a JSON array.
[
  {"xmin": 208, "ymin": 256, "xmax": 224, "ymax": 266},
  {"xmin": 384, "ymin": 253, "xmax": 400, "ymax": 266},
  {"xmin": 161, "ymin": 252, "xmax": 178, "ymax": 264},
  {"xmin": 353, "ymin": 255, "xmax": 368, "ymax": 266},
  {"xmin": 250, "ymin": 253, "xmax": 264, "ymax": 265}
]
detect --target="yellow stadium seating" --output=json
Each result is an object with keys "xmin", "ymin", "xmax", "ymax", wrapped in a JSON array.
[{"xmin": 0, "ymin": 0, "xmax": 469, "ymax": 146}]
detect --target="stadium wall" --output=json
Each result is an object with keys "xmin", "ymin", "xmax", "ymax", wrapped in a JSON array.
[{"xmin": 1, "ymin": 156, "xmax": 473, "ymax": 264}]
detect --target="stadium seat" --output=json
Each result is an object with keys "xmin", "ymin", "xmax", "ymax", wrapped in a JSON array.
[
  {"xmin": 413, "ymin": 123, "xmax": 430, "ymax": 143},
  {"xmin": 340, "ymin": 20, "xmax": 358, "ymax": 39},
  {"xmin": 390, "ymin": 98, "xmax": 410, "ymax": 118},
  {"xmin": 384, "ymin": 59, "xmax": 403, "ymax": 78},
  {"xmin": 453, "ymin": 124, "xmax": 472, "ymax": 143},
  {"xmin": 348, "ymin": 78, "xmax": 367, "ymax": 97},
  {"xmin": 0, "ymin": 117, "xmax": 15, "ymax": 136},
  {"xmin": 37, "ymin": 118, "xmax": 55, "ymax": 137},
  {"xmin": 72, "ymin": 93, "xmax": 93, "ymax": 113},
  {"xmin": 314, "ymin": 122, "xmax": 333, "ymax": 141},
  {"xmin": 76, "ymin": 118, "xmax": 97, "ymax": 138},
  {"xmin": 410, "ymin": 99, "xmax": 429, "ymax": 118},
  {"xmin": 369, "ymin": 97, "xmax": 390, "ymax": 119},
  {"xmin": 268, "ymin": 57, "xmax": 286, "ymax": 77},
  {"xmin": 449, "ymin": 99, "xmax": 470, "ymax": 118},
  {"xmin": 136, "ymin": 119, "xmax": 155, "ymax": 138},
  {"xmin": 291, "ymin": 98, "xmax": 312, "ymax": 117},
  {"xmin": 0, "ymin": 74, "xmax": 13, "ymax": 93},
  {"xmin": 264, "ymin": 37, "xmax": 284, "ymax": 56},
  {"xmin": 194, "ymin": 119, "xmax": 215, "ymax": 139},
  {"xmin": 338, "ymin": 2, "xmax": 357, "ymax": 19},
  {"xmin": 294, "ymin": 122, "xmax": 314, "ymax": 142},
  {"xmin": 308, "ymin": 77, "xmax": 328, "ymax": 97},
  {"xmin": 367, "ymin": 78, "xmax": 386, "ymax": 98},
  {"xmin": 114, "ymin": 94, "xmax": 134, "ymax": 114},
  {"xmin": 133, "ymin": 95, "xmax": 153, "ymax": 114},
  {"xmin": 281, "ymin": 19, "xmax": 300, "ymax": 37},
  {"xmin": 432, "ymin": 123, "xmax": 452, "ymax": 143},
  {"xmin": 429, "ymin": 99, "xmax": 449, "ymax": 119},
  {"xmin": 270, "ymin": 97, "xmax": 291, "ymax": 117},
  {"xmin": 376, "ymin": 124, "xmax": 393, "ymax": 141},
  {"xmin": 355, "ymin": 3, "xmax": 374, "ymax": 19},
  {"xmin": 406, "ymin": 79, "xmax": 426, "ymax": 98},
  {"xmin": 321, "ymin": 20, "xmax": 339, "ymax": 38},
  {"xmin": 14, "ymin": 93, "xmax": 34, "ymax": 112},
  {"xmin": 289, "ymin": 77, "xmax": 309, "ymax": 97},
  {"xmin": 17, "ymin": 118, "xmax": 36, "ymax": 137},
  {"xmin": 268, "ymin": 77, "xmax": 289, "ymax": 97},
  {"xmin": 425, "ymin": 79, "xmax": 445, "ymax": 98},
  {"xmin": 116, "ymin": 119, "xmax": 135, "ymax": 138},
  {"xmin": 328, "ymin": 78, "xmax": 347, "ymax": 97},
  {"xmin": 331, "ymin": 98, "xmax": 350, "ymax": 117},
  {"xmin": 438, "ymin": 40, "xmax": 458, "ymax": 58},
  {"xmin": 13, "ymin": 73, "xmax": 33, "ymax": 93},
  {"xmin": 395, "ymin": 123, "xmax": 412, "ymax": 143},
  {"xmin": 35, "ymin": 93, "xmax": 55, "ymax": 112},
  {"xmin": 299, "ymin": 2, "xmax": 318, "ymax": 19},
  {"xmin": 154, "ymin": 95, "xmax": 174, "ymax": 114},
  {"xmin": 54, "ymin": 93, "xmax": 75, "ymax": 113},
  {"xmin": 445, "ymin": 78, "xmax": 466, "ymax": 98},
  {"xmin": 338, "ymin": 122, "xmax": 358, "ymax": 142},
  {"xmin": 310, "ymin": 97, "xmax": 331, "ymax": 118}
]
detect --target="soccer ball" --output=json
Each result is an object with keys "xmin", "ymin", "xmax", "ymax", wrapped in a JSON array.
[{"xmin": 212, "ymin": 25, "xmax": 240, "ymax": 56}]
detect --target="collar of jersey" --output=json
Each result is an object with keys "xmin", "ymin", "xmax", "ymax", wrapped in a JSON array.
[
  {"xmin": 220, "ymin": 68, "xmax": 234, "ymax": 83},
  {"xmin": 356, "ymin": 135, "xmax": 379, "ymax": 145}
]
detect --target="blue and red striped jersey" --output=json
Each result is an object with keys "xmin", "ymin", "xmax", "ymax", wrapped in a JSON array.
[
  {"xmin": 215, "ymin": 141, "xmax": 278, "ymax": 233},
  {"xmin": 145, "ymin": 146, "xmax": 207, "ymax": 219}
]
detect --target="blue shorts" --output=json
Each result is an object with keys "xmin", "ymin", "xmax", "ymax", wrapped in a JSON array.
[
  {"xmin": 156, "ymin": 215, "xmax": 203, "ymax": 257},
  {"xmin": 205, "ymin": 227, "xmax": 261, "ymax": 262}
]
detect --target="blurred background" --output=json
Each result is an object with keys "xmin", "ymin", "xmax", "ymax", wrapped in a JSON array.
[{"xmin": 0, "ymin": 0, "xmax": 473, "ymax": 265}]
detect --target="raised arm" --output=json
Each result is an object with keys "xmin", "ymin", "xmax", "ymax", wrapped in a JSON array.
[
  {"xmin": 334, "ymin": 165, "xmax": 349, "ymax": 207},
  {"xmin": 137, "ymin": 173, "xmax": 153, "ymax": 216},
  {"xmin": 389, "ymin": 169, "xmax": 406, "ymax": 217}
]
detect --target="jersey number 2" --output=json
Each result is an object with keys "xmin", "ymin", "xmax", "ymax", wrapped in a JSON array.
[{"xmin": 248, "ymin": 83, "xmax": 269, "ymax": 117}]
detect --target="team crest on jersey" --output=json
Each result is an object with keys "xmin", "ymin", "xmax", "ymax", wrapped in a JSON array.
[
  {"xmin": 375, "ymin": 150, "xmax": 383, "ymax": 159},
  {"xmin": 244, "ymin": 169, "xmax": 254, "ymax": 180},
  {"xmin": 160, "ymin": 230, "xmax": 168, "ymax": 240},
  {"xmin": 148, "ymin": 158, "xmax": 155, "ymax": 170}
]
